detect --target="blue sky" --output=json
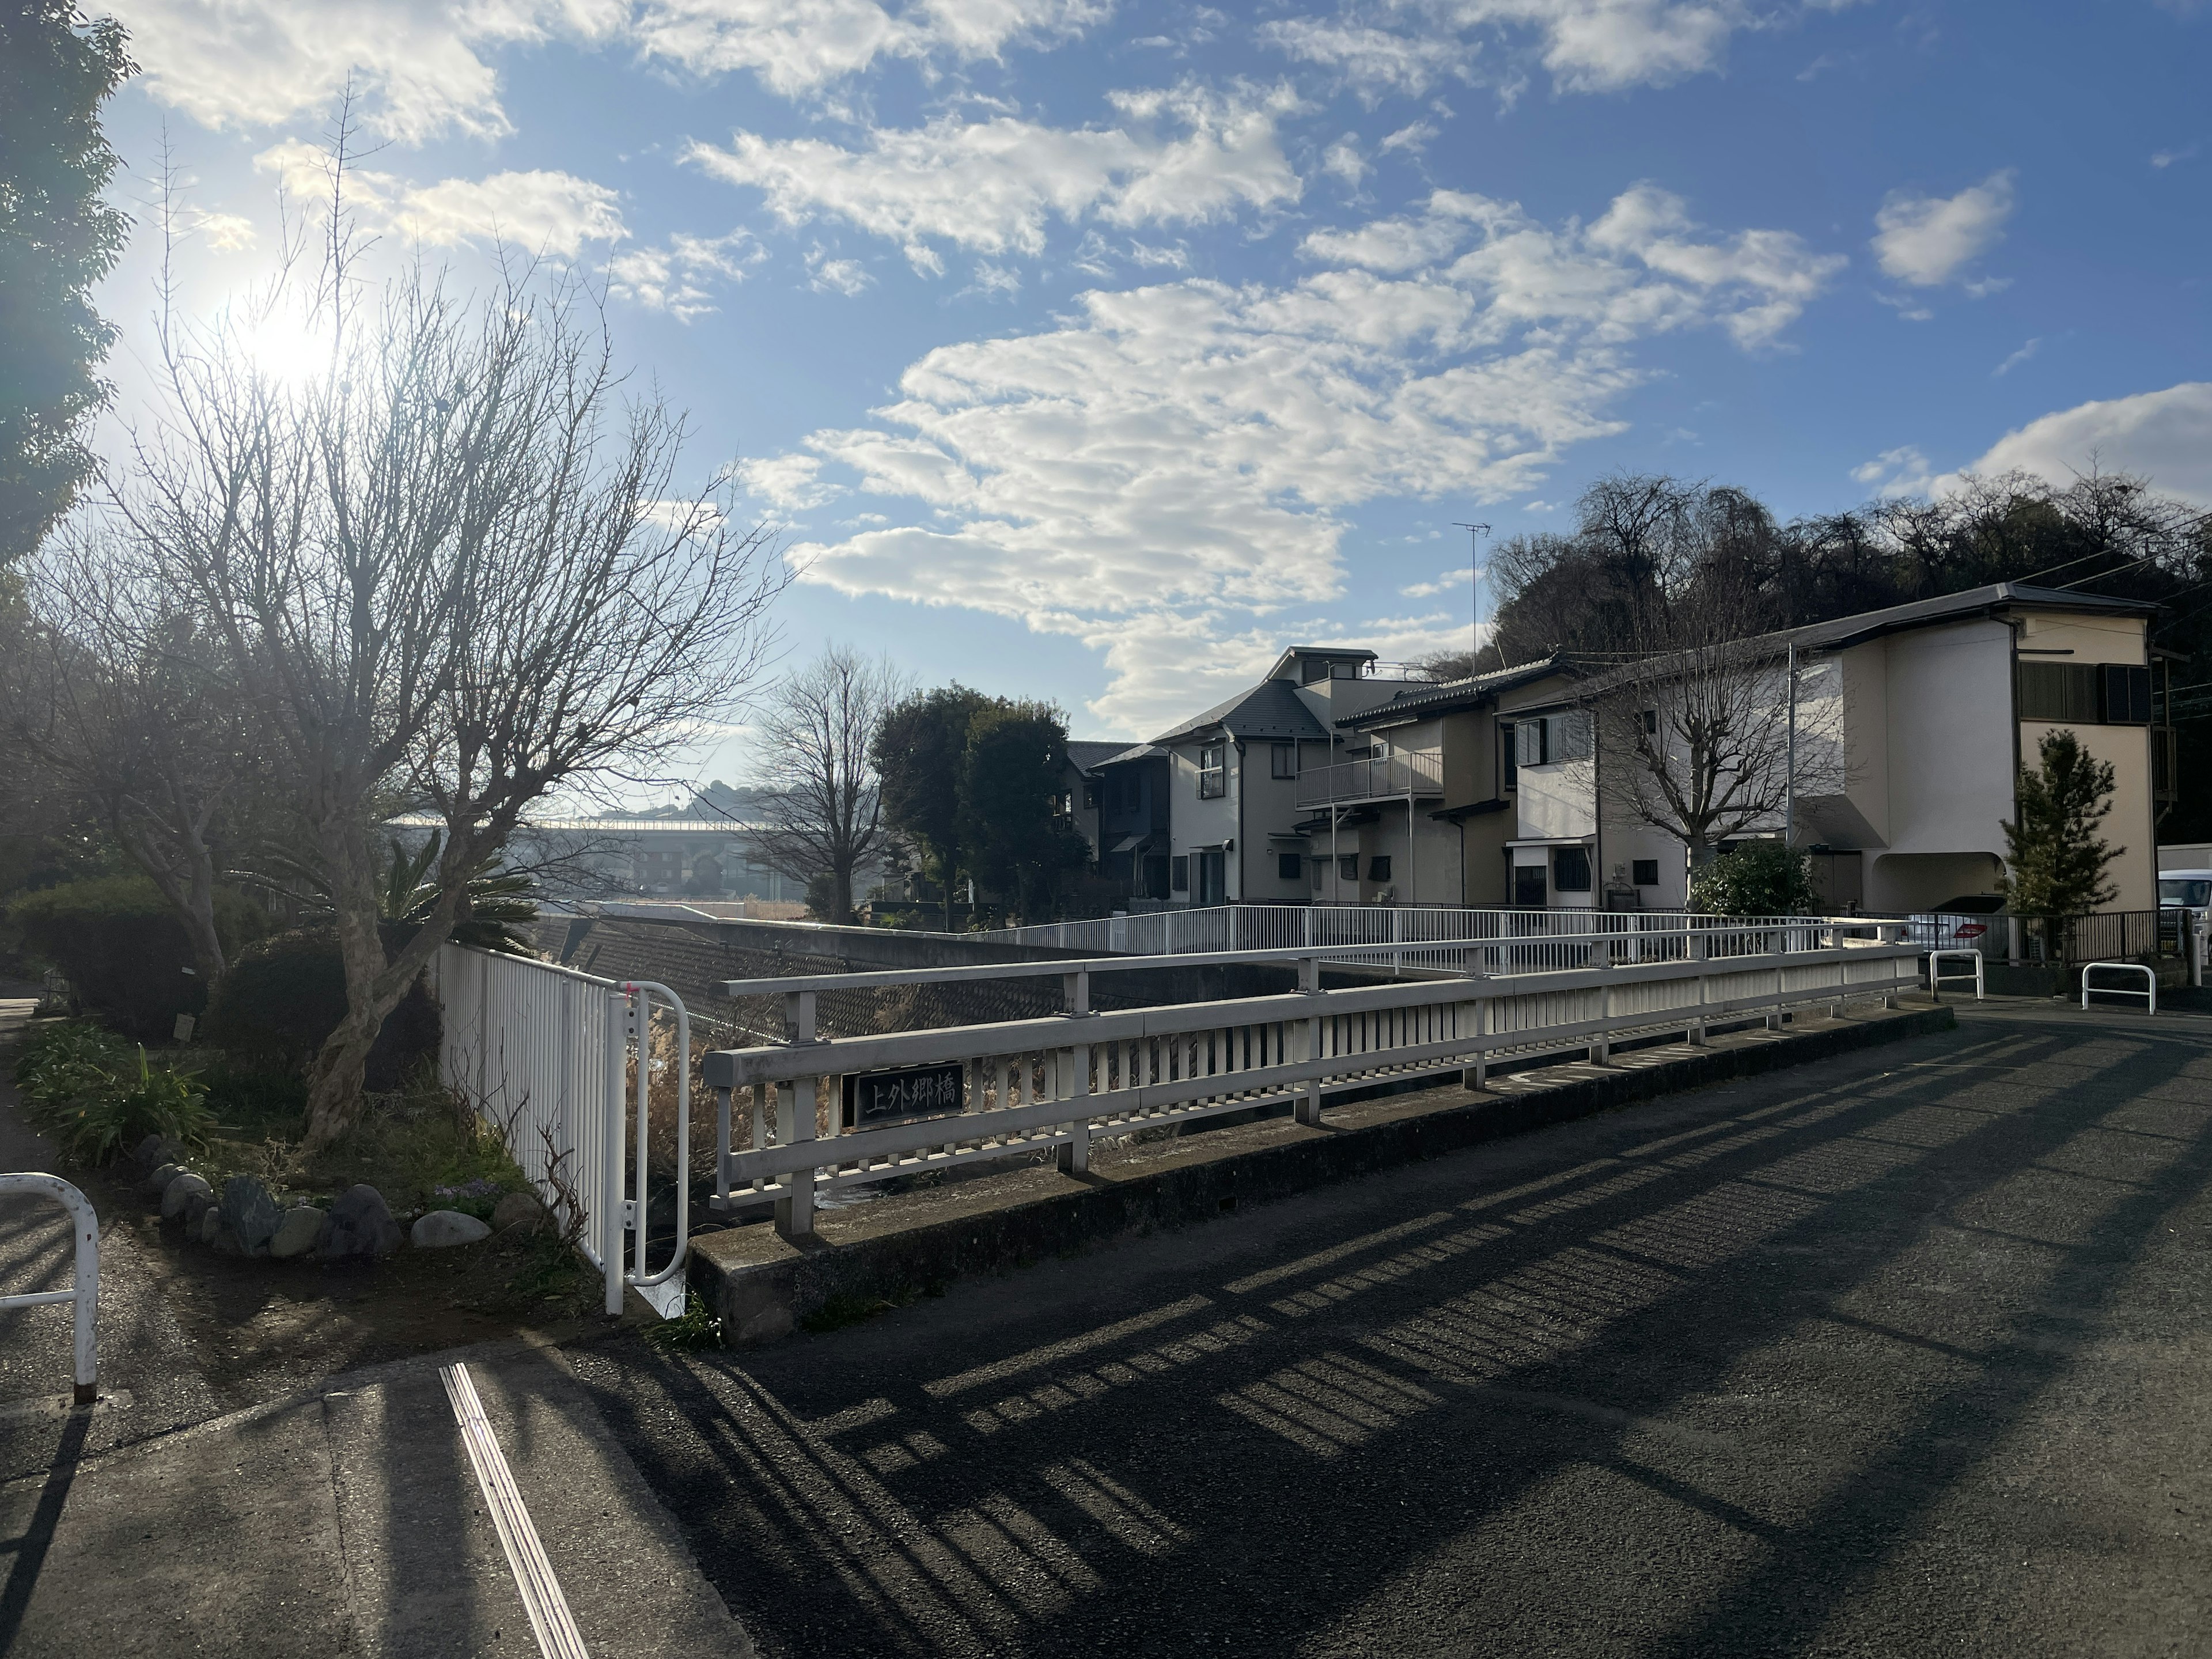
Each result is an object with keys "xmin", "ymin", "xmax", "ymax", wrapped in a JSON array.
[{"xmin": 89, "ymin": 0, "xmax": 2212, "ymax": 785}]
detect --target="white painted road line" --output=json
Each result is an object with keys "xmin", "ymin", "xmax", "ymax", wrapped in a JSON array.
[{"xmin": 440, "ymin": 1362, "xmax": 591, "ymax": 1659}]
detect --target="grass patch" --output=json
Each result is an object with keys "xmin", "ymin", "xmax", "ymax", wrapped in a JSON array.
[
  {"xmin": 645, "ymin": 1291, "xmax": 726, "ymax": 1352},
  {"xmin": 801, "ymin": 1287, "xmax": 911, "ymax": 1333}
]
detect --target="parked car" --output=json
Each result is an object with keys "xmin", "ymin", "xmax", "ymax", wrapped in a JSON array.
[{"xmin": 1905, "ymin": 893, "xmax": 2006, "ymax": 951}]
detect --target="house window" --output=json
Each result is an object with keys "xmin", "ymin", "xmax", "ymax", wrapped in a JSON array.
[
  {"xmin": 1632, "ymin": 858, "xmax": 1660, "ymax": 887},
  {"xmin": 1554, "ymin": 845, "xmax": 1592, "ymax": 892},
  {"xmin": 1197, "ymin": 743, "xmax": 1227, "ymax": 798},
  {"xmin": 2102, "ymin": 663, "xmax": 2153, "ymax": 725},
  {"xmin": 2018, "ymin": 662, "xmax": 2098, "ymax": 722},
  {"xmin": 1171, "ymin": 854, "xmax": 1190, "ymax": 892},
  {"xmin": 1513, "ymin": 863, "xmax": 1547, "ymax": 907},
  {"xmin": 1368, "ymin": 855, "xmax": 1392, "ymax": 883},
  {"xmin": 1271, "ymin": 743, "xmax": 1296, "ymax": 779},
  {"xmin": 1082, "ymin": 779, "xmax": 1100, "ymax": 808},
  {"xmin": 1499, "ymin": 721, "xmax": 1517, "ymax": 790},
  {"xmin": 1278, "ymin": 853, "xmax": 1302, "ymax": 880},
  {"xmin": 2018, "ymin": 661, "xmax": 2153, "ymax": 725},
  {"xmin": 1339, "ymin": 854, "xmax": 1359, "ymax": 882},
  {"xmin": 1641, "ymin": 709, "xmax": 1658, "ymax": 736},
  {"xmin": 1516, "ymin": 712, "xmax": 1589, "ymax": 766}
]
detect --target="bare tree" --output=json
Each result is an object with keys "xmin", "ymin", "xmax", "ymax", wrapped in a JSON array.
[
  {"xmin": 747, "ymin": 646, "xmax": 908, "ymax": 923},
  {"xmin": 2, "ymin": 545, "xmax": 257, "ymax": 986},
  {"xmin": 108, "ymin": 204, "xmax": 785, "ymax": 1145},
  {"xmin": 1592, "ymin": 585, "xmax": 1842, "ymax": 869}
]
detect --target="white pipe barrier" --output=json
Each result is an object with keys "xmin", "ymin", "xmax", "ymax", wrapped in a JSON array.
[
  {"xmin": 704, "ymin": 935, "xmax": 1923, "ymax": 1240},
  {"xmin": 1927, "ymin": 949, "xmax": 1984, "ymax": 1001},
  {"xmin": 429, "ymin": 945, "xmax": 694, "ymax": 1320},
  {"xmin": 0, "ymin": 1173, "xmax": 100, "ymax": 1404},
  {"xmin": 2081, "ymin": 961, "xmax": 2158, "ymax": 1015}
]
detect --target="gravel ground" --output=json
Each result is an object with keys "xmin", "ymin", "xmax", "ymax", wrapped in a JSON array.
[{"xmin": 569, "ymin": 1004, "xmax": 2212, "ymax": 1658}]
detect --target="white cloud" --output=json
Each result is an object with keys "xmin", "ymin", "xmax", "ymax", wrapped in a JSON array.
[
  {"xmin": 1378, "ymin": 118, "xmax": 1440, "ymax": 154},
  {"xmin": 1423, "ymin": 0, "xmax": 1752, "ymax": 94},
  {"xmin": 183, "ymin": 209, "xmax": 257, "ymax": 253},
  {"xmin": 1962, "ymin": 383, "xmax": 2212, "ymax": 506},
  {"xmin": 807, "ymin": 247, "xmax": 874, "ymax": 294},
  {"xmin": 609, "ymin": 230, "xmax": 765, "ymax": 320},
  {"xmin": 736, "ymin": 453, "xmax": 838, "ymax": 512},
  {"xmin": 684, "ymin": 84, "xmax": 1301, "ymax": 270},
  {"xmin": 1992, "ymin": 336, "xmax": 2041, "ymax": 377},
  {"xmin": 630, "ymin": 0, "xmax": 1109, "ymax": 99},
  {"xmin": 1401, "ymin": 565, "xmax": 1475, "ymax": 596},
  {"xmin": 1871, "ymin": 169, "xmax": 2015, "ymax": 289},
  {"xmin": 2151, "ymin": 142, "xmax": 2199, "ymax": 169},
  {"xmin": 255, "ymin": 142, "xmax": 626, "ymax": 256},
  {"xmin": 1260, "ymin": 18, "xmax": 1474, "ymax": 99},
  {"xmin": 111, "ymin": 0, "xmax": 623, "ymax": 143},
  {"xmin": 1304, "ymin": 183, "xmax": 1842, "ymax": 346},
  {"xmin": 1323, "ymin": 134, "xmax": 1370, "ymax": 183},
  {"xmin": 768, "ymin": 183, "xmax": 1840, "ymax": 731},
  {"xmin": 1850, "ymin": 445, "xmax": 1934, "ymax": 498}
]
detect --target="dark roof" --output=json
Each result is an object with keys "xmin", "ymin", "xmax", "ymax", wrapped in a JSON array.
[
  {"xmin": 1153, "ymin": 679, "xmax": 1328, "ymax": 745},
  {"xmin": 1786, "ymin": 581, "xmax": 2155, "ymax": 652},
  {"xmin": 1093, "ymin": 742, "xmax": 1168, "ymax": 768},
  {"xmin": 1065, "ymin": 740, "xmax": 1129, "ymax": 773},
  {"xmin": 1336, "ymin": 654, "xmax": 1571, "ymax": 729},
  {"xmin": 1562, "ymin": 581, "xmax": 2161, "ymax": 704}
]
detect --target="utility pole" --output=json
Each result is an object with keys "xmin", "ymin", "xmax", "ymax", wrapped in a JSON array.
[
  {"xmin": 1785, "ymin": 640, "xmax": 1797, "ymax": 847},
  {"xmin": 1452, "ymin": 522, "xmax": 1491, "ymax": 675}
]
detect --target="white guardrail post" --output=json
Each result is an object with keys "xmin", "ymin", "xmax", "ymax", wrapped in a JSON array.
[
  {"xmin": 1927, "ymin": 949, "xmax": 1984, "ymax": 1001},
  {"xmin": 0, "ymin": 1172, "xmax": 100, "ymax": 1404},
  {"xmin": 2081, "ymin": 961, "xmax": 2157, "ymax": 1016}
]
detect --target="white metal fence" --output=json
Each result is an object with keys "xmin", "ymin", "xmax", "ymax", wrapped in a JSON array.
[
  {"xmin": 429, "ymin": 943, "xmax": 691, "ymax": 1317},
  {"xmin": 702, "ymin": 925, "xmax": 1921, "ymax": 1240},
  {"xmin": 969, "ymin": 903, "xmax": 1836, "ymax": 976}
]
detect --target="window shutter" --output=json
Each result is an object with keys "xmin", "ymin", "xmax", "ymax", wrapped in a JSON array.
[{"xmin": 1517, "ymin": 721, "xmax": 1541, "ymax": 766}]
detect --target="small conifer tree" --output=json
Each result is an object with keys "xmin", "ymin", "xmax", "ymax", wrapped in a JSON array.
[{"xmin": 1999, "ymin": 731, "xmax": 2120, "ymax": 915}]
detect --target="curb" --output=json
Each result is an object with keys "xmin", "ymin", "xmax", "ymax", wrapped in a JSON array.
[{"xmin": 690, "ymin": 1003, "xmax": 1957, "ymax": 1344}]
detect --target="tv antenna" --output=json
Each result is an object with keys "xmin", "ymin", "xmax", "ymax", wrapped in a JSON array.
[{"xmin": 1453, "ymin": 522, "xmax": 1491, "ymax": 673}]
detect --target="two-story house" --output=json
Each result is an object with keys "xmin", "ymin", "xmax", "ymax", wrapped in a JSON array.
[
  {"xmin": 1313, "ymin": 657, "xmax": 1577, "ymax": 906},
  {"xmin": 1148, "ymin": 646, "xmax": 1429, "ymax": 904},
  {"xmin": 1477, "ymin": 583, "xmax": 2166, "ymax": 913}
]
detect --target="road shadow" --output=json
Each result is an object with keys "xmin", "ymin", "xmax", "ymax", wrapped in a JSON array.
[{"xmin": 570, "ymin": 1020, "xmax": 2212, "ymax": 1656}]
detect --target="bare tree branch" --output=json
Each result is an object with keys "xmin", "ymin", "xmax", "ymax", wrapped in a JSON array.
[{"xmin": 747, "ymin": 646, "xmax": 909, "ymax": 923}]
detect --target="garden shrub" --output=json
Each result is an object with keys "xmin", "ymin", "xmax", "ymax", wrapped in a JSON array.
[
  {"xmin": 204, "ymin": 927, "xmax": 440, "ymax": 1090},
  {"xmin": 1688, "ymin": 842, "xmax": 1820, "ymax": 917},
  {"xmin": 12, "ymin": 1022, "xmax": 214, "ymax": 1163},
  {"xmin": 7, "ymin": 876, "xmax": 269, "ymax": 1040}
]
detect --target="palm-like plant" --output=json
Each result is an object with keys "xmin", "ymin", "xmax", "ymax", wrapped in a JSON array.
[{"xmin": 374, "ymin": 831, "xmax": 540, "ymax": 955}]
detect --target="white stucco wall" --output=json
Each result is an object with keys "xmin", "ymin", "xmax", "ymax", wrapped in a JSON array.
[{"xmin": 1882, "ymin": 619, "xmax": 2016, "ymax": 860}]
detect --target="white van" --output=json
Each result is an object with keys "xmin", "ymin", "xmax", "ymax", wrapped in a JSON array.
[{"xmin": 2160, "ymin": 870, "xmax": 2212, "ymax": 909}]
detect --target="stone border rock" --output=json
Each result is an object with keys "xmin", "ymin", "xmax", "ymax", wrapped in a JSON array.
[{"xmin": 126, "ymin": 1132, "xmax": 547, "ymax": 1263}]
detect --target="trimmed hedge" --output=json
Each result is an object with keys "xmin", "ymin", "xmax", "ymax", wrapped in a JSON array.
[
  {"xmin": 9, "ymin": 876, "xmax": 270, "ymax": 1040},
  {"xmin": 204, "ymin": 927, "xmax": 440, "ymax": 1092}
]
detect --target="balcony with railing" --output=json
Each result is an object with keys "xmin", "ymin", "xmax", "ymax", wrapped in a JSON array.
[{"xmin": 1296, "ymin": 750, "xmax": 1445, "ymax": 808}]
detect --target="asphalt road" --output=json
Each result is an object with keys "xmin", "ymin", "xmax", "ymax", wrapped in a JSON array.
[{"xmin": 570, "ymin": 1005, "xmax": 2212, "ymax": 1658}]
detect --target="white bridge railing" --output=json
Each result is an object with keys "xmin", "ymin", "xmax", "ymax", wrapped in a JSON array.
[
  {"xmin": 703, "ymin": 925, "xmax": 1920, "ymax": 1240},
  {"xmin": 968, "ymin": 903, "xmax": 1833, "ymax": 977},
  {"xmin": 430, "ymin": 944, "xmax": 692, "ymax": 1319}
]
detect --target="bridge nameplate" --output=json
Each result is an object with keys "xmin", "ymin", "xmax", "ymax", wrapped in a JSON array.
[{"xmin": 842, "ymin": 1063, "xmax": 966, "ymax": 1130}]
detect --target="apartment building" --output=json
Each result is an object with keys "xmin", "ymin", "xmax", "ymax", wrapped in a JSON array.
[{"xmin": 1349, "ymin": 582, "xmax": 2164, "ymax": 913}]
